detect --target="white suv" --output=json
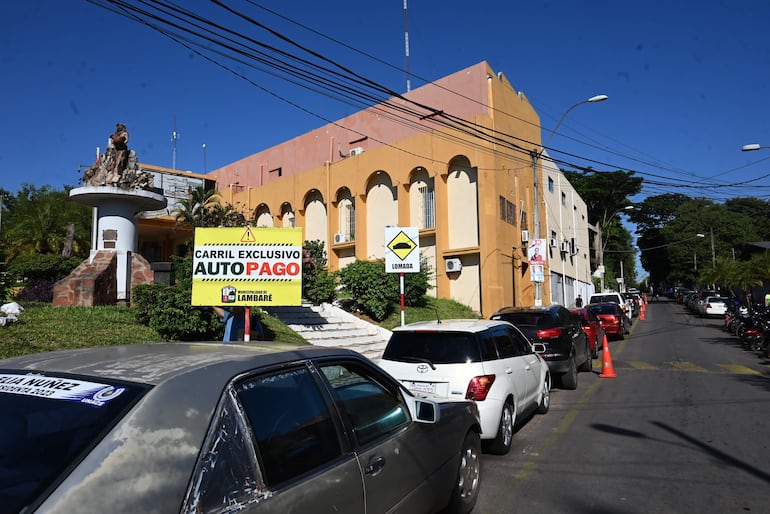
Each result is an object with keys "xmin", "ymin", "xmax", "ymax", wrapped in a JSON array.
[{"xmin": 378, "ymin": 319, "xmax": 550, "ymax": 455}]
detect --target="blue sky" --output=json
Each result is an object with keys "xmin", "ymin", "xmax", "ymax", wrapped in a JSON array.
[{"xmin": 2, "ymin": 0, "xmax": 770, "ymax": 204}]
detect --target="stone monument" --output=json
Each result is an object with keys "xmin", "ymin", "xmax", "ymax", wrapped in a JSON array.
[{"xmin": 53, "ymin": 124, "xmax": 168, "ymax": 307}]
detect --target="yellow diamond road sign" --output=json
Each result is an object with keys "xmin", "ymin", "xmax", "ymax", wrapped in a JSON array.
[
  {"xmin": 385, "ymin": 226, "xmax": 420, "ymax": 273},
  {"xmin": 389, "ymin": 232, "xmax": 416, "ymax": 260}
]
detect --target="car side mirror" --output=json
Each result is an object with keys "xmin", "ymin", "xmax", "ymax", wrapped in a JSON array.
[
  {"xmin": 405, "ymin": 396, "xmax": 440, "ymax": 424},
  {"xmin": 533, "ymin": 343, "xmax": 546, "ymax": 353}
]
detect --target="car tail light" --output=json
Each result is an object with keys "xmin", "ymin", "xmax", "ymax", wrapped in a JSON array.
[
  {"xmin": 466, "ymin": 375, "xmax": 496, "ymax": 401},
  {"xmin": 536, "ymin": 327, "xmax": 562, "ymax": 339}
]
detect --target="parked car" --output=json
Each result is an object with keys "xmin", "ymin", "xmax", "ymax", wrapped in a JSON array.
[
  {"xmin": 379, "ymin": 319, "xmax": 550, "ymax": 456},
  {"xmin": 490, "ymin": 305, "xmax": 592, "ymax": 390},
  {"xmin": 698, "ymin": 295, "xmax": 727, "ymax": 318},
  {"xmin": 587, "ymin": 302, "xmax": 630, "ymax": 340},
  {"xmin": 622, "ymin": 292, "xmax": 641, "ymax": 318},
  {"xmin": 570, "ymin": 307, "xmax": 606, "ymax": 358},
  {"xmin": 589, "ymin": 291, "xmax": 630, "ymax": 320},
  {"xmin": 0, "ymin": 343, "xmax": 483, "ymax": 514}
]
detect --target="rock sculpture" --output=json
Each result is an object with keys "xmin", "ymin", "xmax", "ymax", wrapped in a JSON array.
[{"xmin": 82, "ymin": 123, "xmax": 154, "ymax": 189}]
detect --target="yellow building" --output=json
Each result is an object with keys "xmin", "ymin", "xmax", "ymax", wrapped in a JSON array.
[{"xmin": 206, "ymin": 62, "xmax": 554, "ymax": 316}]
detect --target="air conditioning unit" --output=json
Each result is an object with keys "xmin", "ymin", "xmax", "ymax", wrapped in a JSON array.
[
  {"xmin": 521, "ymin": 230, "xmax": 530, "ymax": 243},
  {"xmin": 348, "ymin": 146, "xmax": 365, "ymax": 156},
  {"xmin": 445, "ymin": 258, "xmax": 463, "ymax": 273},
  {"xmin": 560, "ymin": 241, "xmax": 570, "ymax": 253},
  {"xmin": 569, "ymin": 238, "xmax": 578, "ymax": 255},
  {"xmin": 549, "ymin": 237, "xmax": 558, "ymax": 248},
  {"xmin": 334, "ymin": 233, "xmax": 350, "ymax": 244}
]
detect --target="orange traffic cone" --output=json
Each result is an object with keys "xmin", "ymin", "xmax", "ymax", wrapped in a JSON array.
[
  {"xmin": 599, "ymin": 334, "xmax": 617, "ymax": 378},
  {"xmin": 640, "ymin": 304, "xmax": 646, "ymax": 320}
]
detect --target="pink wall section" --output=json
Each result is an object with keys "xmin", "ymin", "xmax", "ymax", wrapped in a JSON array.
[{"xmin": 209, "ymin": 62, "xmax": 493, "ymax": 190}]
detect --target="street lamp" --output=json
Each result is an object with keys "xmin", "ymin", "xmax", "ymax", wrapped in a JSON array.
[
  {"xmin": 531, "ymin": 94, "xmax": 608, "ymax": 305},
  {"xmin": 741, "ymin": 143, "xmax": 770, "ymax": 152},
  {"xmin": 597, "ymin": 205, "xmax": 634, "ymax": 293}
]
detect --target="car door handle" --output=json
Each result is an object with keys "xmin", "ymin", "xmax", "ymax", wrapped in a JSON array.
[
  {"xmin": 525, "ymin": 364, "xmax": 531, "ymax": 371},
  {"xmin": 505, "ymin": 367, "xmax": 513, "ymax": 374},
  {"xmin": 365, "ymin": 455, "xmax": 386, "ymax": 476}
]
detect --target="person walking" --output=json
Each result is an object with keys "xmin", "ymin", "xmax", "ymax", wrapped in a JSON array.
[{"xmin": 575, "ymin": 294, "xmax": 583, "ymax": 308}]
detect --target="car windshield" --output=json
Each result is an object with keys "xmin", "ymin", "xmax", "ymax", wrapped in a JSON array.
[
  {"xmin": 383, "ymin": 331, "xmax": 482, "ymax": 364},
  {"xmin": 0, "ymin": 371, "xmax": 147, "ymax": 513}
]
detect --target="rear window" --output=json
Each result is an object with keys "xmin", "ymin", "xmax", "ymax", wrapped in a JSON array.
[
  {"xmin": 707, "ymin": 297, "xmax": 725, "ymax": 304},
  {"xmin": 494, "ymin": 312, "xmax": 553, "ymax": 328},
  {"xmin": 0, "ymin": 371, "xmax": 147, "ymax": 512},
  {"xmin": 383, "ymin": 331, "xmax": 483, "ymax": 364},
  {"xmin": 590, "ymin": 294, "xmax": 621, "ymax": 304},
  {"xmin": 588, "ymin": 304, "xmax": 620, "ymax": 315}
]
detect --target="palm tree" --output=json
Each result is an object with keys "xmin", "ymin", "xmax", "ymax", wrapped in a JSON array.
[
  {"xmin": 172, "ymin": 186, "xmax": 220, "ymax": 227},
  {"xmin": 2, "ymin": 185, "xmax": 91, "ymax": 260}
]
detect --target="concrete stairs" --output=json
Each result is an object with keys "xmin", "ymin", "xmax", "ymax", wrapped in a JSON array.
[{"xmin": 263, "ymin": 302, "xmax": 391, "ymax": 361}]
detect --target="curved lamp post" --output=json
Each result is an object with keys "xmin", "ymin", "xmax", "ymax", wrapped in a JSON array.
[
  {"xmin": 531, "ymin": 94, "xmax": 608, "ymax": 305},
  {"xmin": 741, "ymin": 144, "xmax": 770, "ymax": 152}
]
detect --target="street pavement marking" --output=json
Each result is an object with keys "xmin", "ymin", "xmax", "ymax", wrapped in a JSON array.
[
  {"xmin": 669, "ymin": 361, "xmax": 708, "ymax": 372},
  {"xmin": 717, "ymin": 364, "xmax": 761, "ymax": 375},
  {"xmin": 628, "ymin": 360, "xmax": 657, "ymax": 370},
  {"xmin": 617, "ymin": 361, "xmax": 762, "ymax": 374}
]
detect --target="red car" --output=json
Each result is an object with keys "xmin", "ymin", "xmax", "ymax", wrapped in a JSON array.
[
  {"xmin": 586, "ymin": 302, "xmax": 630, "ymax": 341},
  {"xmin": 570, "ymin": 307, "xmax": 605, "ymax": 357}
]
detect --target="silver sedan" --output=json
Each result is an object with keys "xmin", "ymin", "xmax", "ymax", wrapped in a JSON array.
[{"xmin": 0, "ymin": 342, "xmax": 482, "ymax": 513}]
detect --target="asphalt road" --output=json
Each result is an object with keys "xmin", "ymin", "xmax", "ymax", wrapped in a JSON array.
[{"xmin": 475, "ymin": 299, "xmax": 770, "ymax": 513}]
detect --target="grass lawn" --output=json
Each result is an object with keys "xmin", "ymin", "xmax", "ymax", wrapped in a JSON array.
[
  {"xmin": 0, "ymin": 297, "xmax": 480, "ymax": 359},
  {"xmin": 0, "ymin": 305, "xmax": 308, "ymax": 359}
]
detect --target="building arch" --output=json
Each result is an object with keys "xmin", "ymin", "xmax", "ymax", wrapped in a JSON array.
[
  {"xmin": 254, "ymin": 203, "xmax": 274, "ymax": 227},
  {"xmin": 446, "ymin": 156, "xmax": 479, "ymax": 249},
  {"xmin": 302, "ymin": 189, "xmax": 327, "ymax": 244},
  {"xmin": 365, "ymin": 171, "xmax": 398, "ymax": 259},
  {"xmin": 334, "ymin": 187, "xmax": 356, "ymax": 240},
  {"xmin": 408, "ymin": 166, "xmax": 435, "ymax": 230},
  {"xmin": 279, "ymin": 202, "xmax": 295, "ymax": 228}
]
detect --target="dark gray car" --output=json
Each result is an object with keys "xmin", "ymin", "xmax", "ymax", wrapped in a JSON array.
[{"xmin": 0, "ymin": 343, "xmax": 481, "ymax": 513}]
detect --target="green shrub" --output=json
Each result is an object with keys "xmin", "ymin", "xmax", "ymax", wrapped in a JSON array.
[
  {"xmin": 132, "ymin": 283, "xmax": 222, "ymax": 341},
  {"xmin": 387, "ymin": 256, "xmax": 434, "ymax": 307},
  {"xmin": 7, "ymin": 253, "xmax": 82, "ymax": 283},
  {"xmin": 337, "ymin": 259, "xmax": 395, "ymax": 321},
  {"xmin": 302, "ymin": 240, "xmax": 337, "ymax": 305}
]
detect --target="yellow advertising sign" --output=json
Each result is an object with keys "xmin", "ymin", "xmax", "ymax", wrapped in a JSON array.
[{"xmin": 191, "ymin": 227, "xmax": 303, "ymax": 306}]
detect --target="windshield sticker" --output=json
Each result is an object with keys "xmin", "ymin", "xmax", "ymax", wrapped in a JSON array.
[{"xmin": 0, "ymin": 373, "xmax": 126, "ymax": 407}]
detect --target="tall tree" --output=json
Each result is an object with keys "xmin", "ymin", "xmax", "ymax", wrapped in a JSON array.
[
  {"xmin": 1, "ymin": 184, "xmax": 91, "ymax": 260},
  {"xmin": 563, "ymin": 169, "xmax": 643, "ymax": 288}
]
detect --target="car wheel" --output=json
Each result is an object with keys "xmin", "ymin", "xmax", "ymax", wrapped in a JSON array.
[
  {"xmin": 560, "ymin": 357, "xmax": 578, "ymax": 390},
  {"xmin": 445, "ymin": 431, "xmax": 481, "ymax": 514},
  {"xmin": 485, "ymin": 401, "xmax": 514, "ymax": 455},
  {"xmin": 536, "ymin": 374, "xmax": 551, "ymax": 414}
]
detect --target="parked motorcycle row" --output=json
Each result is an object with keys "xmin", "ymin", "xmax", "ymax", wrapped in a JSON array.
[{"xmin": 683, "ymin": 290, "xmax": 770, "ymax": 358}]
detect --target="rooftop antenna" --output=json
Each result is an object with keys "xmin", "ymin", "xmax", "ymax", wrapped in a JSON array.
[
  {"xmin": 171, "ymin": 115, "xmax": 179, "ymax": 169},
  {"xmin": 403, "ymin": 0, "xmax": 410, "ymax": 92}
]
